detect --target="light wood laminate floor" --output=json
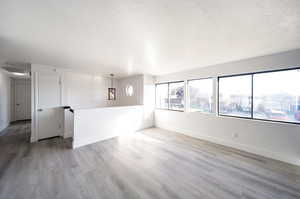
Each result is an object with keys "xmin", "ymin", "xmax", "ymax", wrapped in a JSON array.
[{"xmin": 0, "ymin": 121, "xmax": 300, "ymax": 199}]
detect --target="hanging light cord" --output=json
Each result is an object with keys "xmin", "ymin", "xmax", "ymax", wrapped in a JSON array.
[{"xmin": 110, "ymin": 74, "xmax": 114, "ymax": 88}]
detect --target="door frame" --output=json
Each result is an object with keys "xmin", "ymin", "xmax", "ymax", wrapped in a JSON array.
[
  {"xmin": 31, "ymin": 71, "xmax": 63, "ymax": 143},
  {"xmin": 31, "ymin": 72, "xmax": 38, "ymax": 142}
]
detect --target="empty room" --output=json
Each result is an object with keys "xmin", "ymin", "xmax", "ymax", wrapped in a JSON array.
[{"xmin": 0, "ymin": 0, "xmax": 300, "ymax": 199}]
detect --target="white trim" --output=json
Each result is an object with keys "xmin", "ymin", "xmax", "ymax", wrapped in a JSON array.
[
  {"xmin": 214, "ymin": 77, "xmax": 218, "ymax": 115},
  {"xmin": 31, "ymin": 72, "xmax": 38, "ymax": 142},
  {"xmin": 10, "ymin": 79, "xmax": 15, "ymax": 122},
  {"xmin": 59, "ymin": 76, "xmax": 63, "ymax": 106},
  {"xmin": 184, "ymin": 80, "xmax": 188, "ymax": 112}
]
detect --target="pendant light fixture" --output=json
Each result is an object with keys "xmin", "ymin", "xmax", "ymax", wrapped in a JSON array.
[{"xmin": 108, "ymin": 74, "xmax": 116, "ymax": 100}]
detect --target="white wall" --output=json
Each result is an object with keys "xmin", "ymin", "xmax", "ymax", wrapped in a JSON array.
[
  {"xmin": 30, "ymin": 65, "xmax": 156, "ymax": 142},
  {"xmin": 155, "ymin": 49, "xmax": 300, "ymax": 166},
  {"xmin": 31, "ymin": 65, "xmax": 153, "ymax": 110},
  {"xmin": 143, "ymin": 75, "xmax": 156, "ymax": 128},
  {"xmin": 73, "ymin": 105, "xmax": 149, "ymax": 148},
  {"xmin": 116, "ymin": 75, "xmax": 144, "ymax": 106},
  {"xmin": 71, "ymin": 74, "xmax": 155, "ymax": 144},
  {"xmin": 62, "ymin": 72, "xmax": 116, "ymax": 138},
  {"xmin": 31, "ymin": 65, "xmax": 116, "ymax": 109},
  {"xmin": 115, "ymin": 74, "xmax": 155, "ymax": 128},
  {"xmin": 0, "ymin": 69, "xmax": 11, "ymax": 131},
  {"xmin": 31, "ymin": 64, "xmax": 116, "ymax": 141},
  {"xmin": 64, "ymin": 108, "xmax": 74, "ymax": 138},
  {"xmin": 72, "ymin": 74, "xmax": 155, "ymax": 146},
  {"xmin": 63, "ymin": 72, "xmax": 115, "ymax": 109}
]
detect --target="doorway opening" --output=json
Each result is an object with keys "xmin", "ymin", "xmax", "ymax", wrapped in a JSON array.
[{"xmin": 0, "ymin": 62, "xmax": 31, "ymax": 142}]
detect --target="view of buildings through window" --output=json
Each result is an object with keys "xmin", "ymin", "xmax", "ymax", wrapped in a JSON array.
[
  {"xmin": 219, "ymin": 69, "xmax": 300, "ymax": 123},
  {"xmin": 188, "ymin": 78, "xmax": 214, "ymax": 113},
  {"xmin": 155, "ymin": 82, "xmax": 184, "ymax": 111},
  {"xmin": 219, "ymin": 75, "xmax": 252, "ymax": 117},
  {"xmin": 253, "ymin": 69, "xmax": 300, "ymax": 123},
  {"xmin": 156, "ymin": 68, "xmax": 300, "ymax": 124}
]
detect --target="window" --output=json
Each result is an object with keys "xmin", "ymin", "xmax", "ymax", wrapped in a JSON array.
[
  {"xmin": 188, "ymin": 78, "xmax": 214, "ymax": 113},
  {"xmin": 155, "ymin": 81, "xmax": 185, "ymax": 111},
  {"xmin": 169, "ymin": 82, "xmax": 184, "ymax": 111},
  {"xmin": 156, "ymin": 68, "xmax": 300, "ymax": 124},
  {"xmin": 253, "ymin": 69, "xmax": 300, "ymax": 123},
  {"xmin": 219, "ymin": 75, "xmax": 252, "ymax": 118},
  {"xmin": 155, "ymin": 83, "xmax": 168, "ymax": 109},
  {"xmin": 218, "ymin": 67, "xmax": 300, "ymax": 124}
]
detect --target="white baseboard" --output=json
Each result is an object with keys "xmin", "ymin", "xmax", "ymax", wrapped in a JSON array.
[{"xmin": 156, "ymin": 124, "xmax": 300, "ymax": 167}]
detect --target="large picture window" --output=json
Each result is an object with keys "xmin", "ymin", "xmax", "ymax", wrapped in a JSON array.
[
  {"xmin": 253, "ymin": 69, "xmax": 300, "ymax": 123},
  {"xmin": 218, "ymin": 75, "xmax": 252, "ymax": 118},
  {"xmin": 188, "ymin": 78, "xmax": 214, "ymax": 113},
  {"xmin": 155, "ymin": 81, "xmax": 184, "ymax": 111},
  {"xmin": 218, "ymin": 68, "xmax": 300, "ymax": 124}
]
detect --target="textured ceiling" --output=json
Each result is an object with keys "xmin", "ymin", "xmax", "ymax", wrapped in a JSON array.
[{"xmin": 0, "ymin": 0, "xmax": 299, "ymax": 76}]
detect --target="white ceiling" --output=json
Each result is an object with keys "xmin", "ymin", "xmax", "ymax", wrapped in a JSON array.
[{"xmin": 0, "ymin": 0, "xmax": 299, "ymax": 77}]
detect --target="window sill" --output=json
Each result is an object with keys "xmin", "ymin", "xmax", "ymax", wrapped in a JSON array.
[
  {"xmin": 155, "ymin": 108, "xmax": 184, "ymax": 112},
  {"xmin": 188, "ymin": 110, "xmax": 216, "ymax": 115},
  {"xmin": 218, "ymin": 114, "xmax": 300, "ymax": 126}
]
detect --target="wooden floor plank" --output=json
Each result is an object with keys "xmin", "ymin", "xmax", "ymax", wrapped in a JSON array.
[{"xmin": 0, "ymin": 122, "xmax": 300, "ymax": 199}]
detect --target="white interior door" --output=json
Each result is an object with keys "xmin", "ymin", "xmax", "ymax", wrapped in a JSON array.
[
  {"xmin": 37, "ymin": 73, "xmax": 62, "ymax": 140},
  {"xmin": 15, "ymin": 83, "xmax": 26, "ymax": 120},
  {"xmin": 15, "ymin": 80, "xmax": 31, "ymax": 121}
]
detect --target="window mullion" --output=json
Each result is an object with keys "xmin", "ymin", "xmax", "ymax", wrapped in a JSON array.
[
  {"xmin": 251, "ymin": 74, "xmax": 254, "ymax": 119},
  {"xmin": 168, "ymin": 83, "xmax": 170, "ymax": 110}
]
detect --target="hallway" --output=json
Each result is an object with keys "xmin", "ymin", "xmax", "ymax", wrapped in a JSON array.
[{"xmin": 0, "ymin": 120, "xmax": 31, "ymax": 137}]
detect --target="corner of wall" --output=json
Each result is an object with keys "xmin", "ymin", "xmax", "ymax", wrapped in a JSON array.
[{"xmin": 0, "ymin": 69, "xmax": 11, "ymax": 132}]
